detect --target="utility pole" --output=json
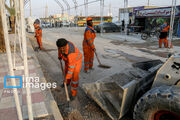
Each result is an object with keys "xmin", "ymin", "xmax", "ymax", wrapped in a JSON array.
[
  {"xmin": 124, "ymin": 0, "xmax": 128, "ymax": 35},
  {"xmin": 62, "ymin": 0, "xmax": 70, "ymax": 27},
  {"xmin": 72, "ymin": 0, "xmax": 78, "ymax": 28},
  {"xmin": 45, "ymin": 4, "xmax": 48, "ymax": 18},
  {"xmin": 108, "ymin": 3, "xmax": 112, "ymax": 16},
  {"xmin": 100, "ymin": 0, "xmax": 104, "ymax": 36},
  {"xmin": 30, "ymin": 0, "xmax": 31, "ymax": 16},
  {"xmin": 148, "ymin": 0, "xmax": 150, "ymax": 6},
  {"xmin": 84, "ymin": 0, "xmax": 88, "ymax": 18},
  {"xmin": 169, "ymin": 0, "xmax": 177, "ymax": 48}
]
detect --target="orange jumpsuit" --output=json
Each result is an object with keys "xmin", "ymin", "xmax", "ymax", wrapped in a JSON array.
[
  {"xmin": 159, "ymin": 24, "xmax": 170, "ymax": 48},
  {"xmin": 58, "ymin": 41, "xmax": 82, "ymax": 96},
  {"xmin": 35, "ymin": 27, "xmax": 43, "ymax": 49},
  {"xmin": 83, "ymin": 26, "xmax": 96, "ymax": 71}
]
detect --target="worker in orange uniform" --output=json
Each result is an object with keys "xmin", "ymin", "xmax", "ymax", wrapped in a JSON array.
[
  {"xmin": 56, "ymin": 38, "xmax": 82, "ymax": 100},
  {"xmin": 83, "ymin": 17, "xmax": 96, "ymax": 73},
  {"xmin": 35, "ymin": 24, "xmax": 43, "ymax": 50},
  {"xmin": 159, "ymin": 22, "xmax": 172, "ymax": 48}
]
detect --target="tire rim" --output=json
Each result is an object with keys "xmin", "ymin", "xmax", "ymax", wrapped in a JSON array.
[{"xmin": 153, "ymin": 110, "xmax": 180, "ymax": 120}]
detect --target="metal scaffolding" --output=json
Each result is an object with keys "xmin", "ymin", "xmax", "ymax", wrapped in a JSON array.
[{"xmin": 0, "ymin": 0, "xmax": 33, "ymax": 119}]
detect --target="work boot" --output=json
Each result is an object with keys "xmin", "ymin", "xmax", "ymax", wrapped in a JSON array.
[
  {"xmin": 84, "ymin": 70, "xmax": 90, "ymax": 73},
  {"xmin": 61, "ymin": 83, "xmax": 70, "ymax": 88},
  {"xmin": 89, "ymin": 67, "xmax": 94, "ymax": 70},
  {"xmin": 70, "ymin": 95, "xmax": 76, "ymax": 101}
]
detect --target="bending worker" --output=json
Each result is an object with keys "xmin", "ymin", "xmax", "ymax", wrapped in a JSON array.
[
  {"xmin": 159, "ymin": 22, "xmax": 171, "ymax": 48},
  {"xmin": 56, "ymin": 38, "xmax": 82, "ymax": 100},
  {"xmin": 35, "ymin": 24, "xmax": 43, "ymax": 50},
  {"xmin": 83, "ymin": 17, "xmax": 96, "ymax": 73}
]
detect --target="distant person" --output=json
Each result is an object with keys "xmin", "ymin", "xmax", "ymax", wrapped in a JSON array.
[
  {"xmin": 122, "ymin": 20, "xmax": 125, "ymax": 31},
  {"xmin": 35, "ymin": 24, "xmax": 43, "ymax": 50},
  {"xmin": 159, "ymin": 22, "xmax": 172, "ymax": 48},
  {"xmin": 56, "ymin": 38, "xmax": 82, "ymax": 100},
  {"xmin": 83, "ymin": 17, "xmax": 96, "ymax": 73}
]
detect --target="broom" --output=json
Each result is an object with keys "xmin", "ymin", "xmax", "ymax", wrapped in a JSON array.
[{"xmin": 94, "ymin": 51, "xmax": 111, "ymax": 69}]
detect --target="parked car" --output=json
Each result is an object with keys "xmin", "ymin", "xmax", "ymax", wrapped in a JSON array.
[
  {"xmin": 94, "ymin": 22, "xmax": 120, "ymax": 33},
  {"xmin": 113, "ymin": 21, "xmax": 121, "ymax": 27},
  {"xmin": 62, "ymin": 21, "xmax": 70, "ymax": 27},
  {"xmin": 41, "ymin": 22, "xmax": 51, "ymax": 28}
]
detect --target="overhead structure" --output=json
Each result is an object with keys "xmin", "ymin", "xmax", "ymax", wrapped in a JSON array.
[
  {"xmin": 54, "ymin": 0, "xmax": 64, "ymax": 15},
  {"xmin": 0, "ymin": 0, "xmax": 33, "ymax": 120},
  {"xmin": 62, "ymin": 0, "xmax": 70, "ymax": 15},
  {"xmin": 24, "ymin": 0, "xmax": 31, "ymax": 16},
  {"xmin": 72, "ymin": 0, "xmax": 78, "ymax": 14}
]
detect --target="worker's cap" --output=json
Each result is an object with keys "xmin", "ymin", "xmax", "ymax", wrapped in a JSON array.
[
  {"xmin": 56, "ymin": 38, "xmax": 68, "ymax": 48},
  {"xmin": 86, "ymin": 17, "xmax": 92, "ymax": 21}
]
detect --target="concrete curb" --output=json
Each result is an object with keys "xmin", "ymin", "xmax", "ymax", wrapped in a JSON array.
[{"xmin": 26, "ymin": 34, "xmax": 63, "ymax": 120}]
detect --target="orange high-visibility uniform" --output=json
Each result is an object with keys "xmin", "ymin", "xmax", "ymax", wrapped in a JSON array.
[
  {"xmin": 83, "ymin": 25, "xmax": 96, "ymax": 71},
  {"xmin": 58, "ymin": 41, "xmax": 82, "ymax": 96},
  {"xmin": 159, "ymin": 24, "xmax": 171, "ymax": 48},
  {"xmin": 35, "ymin": 26, "xmax": 43, "ymax": 49}
]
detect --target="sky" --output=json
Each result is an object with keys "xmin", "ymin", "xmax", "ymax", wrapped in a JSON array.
[{"xmin": 24, "ymin": 0, "xmax": 180, "ymax": 18}]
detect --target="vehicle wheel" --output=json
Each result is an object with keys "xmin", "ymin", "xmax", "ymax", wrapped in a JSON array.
[
  {"xmin": 103, "ymin": 29, "xmax": 106, "ymax": 33},
  {"xmin": 141, "ymin": 33, "xmax": 148, "ymax": 40},
  {"xmin": 133, "ymin": 86, "xmax": 180, "ymax": 120}
]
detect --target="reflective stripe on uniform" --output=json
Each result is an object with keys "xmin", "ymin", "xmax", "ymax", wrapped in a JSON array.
[
  {"xmin": 90, "ymin": 59, "xmax": 94, "ymax": 61},
  {"xmin": 84, "ymin": 66, "xmax": 89, "ymax": 68},
  {"xmin": 69, "ymin": 66, "xmax": 75, "ymax": 68},
  {"xmin": 86, "ymin": 39, "xmax": 92, "ymax": 42},
  {"xmin": 83, "ymin": 43, "xmax": 88, "ymax": 45},
  {"xmin": 84, "ymin": 62, "xmax": 89, "ymax": 64},
  {"xmin": 89, "ymin": 43, "xmax": 94, "ymax": 46},
  {"xmin": 67, "ymin": 71, "xmax": 73, "ymax": 74},
  {"xmin": 76, "ymin": 52, "xmax": 81, "ymax": 60},
  {"xmin": 71, "ymin": 87, "xmax": 78, "ymax": 90},
  {"xmin": 72, "ymin": 81, "xmax": 79, "ymax": 84}
]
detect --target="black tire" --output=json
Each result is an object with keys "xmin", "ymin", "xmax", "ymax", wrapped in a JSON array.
[
  {"xmin": 102, "ymin": 29, "xmax": 106, "ymax": 33},
  {"xmin": 133, "ymin": 86, "xmax": 180, "ymax": 120},
  {"xmin": 141, "ymin": 33, "xmax": 148, "ymax": 40}
]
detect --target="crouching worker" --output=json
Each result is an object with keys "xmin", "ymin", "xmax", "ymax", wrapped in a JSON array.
[{"xmin": 56, "ymin": 38, "xmax": 82, "ymax": 100}]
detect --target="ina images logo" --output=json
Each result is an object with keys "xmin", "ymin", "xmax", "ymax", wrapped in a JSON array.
[{"xmin": 4, "ymin": 75, "xmax": 57, "ymax": 90}]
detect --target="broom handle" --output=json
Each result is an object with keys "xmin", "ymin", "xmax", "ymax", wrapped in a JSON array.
[
  {"xmin": 60, "ymin": 60, "xmax": 70, "ymax": 101},
  {"xmin": 95, "ymin": 51, "xmax": 102, "ymax": 65}
]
